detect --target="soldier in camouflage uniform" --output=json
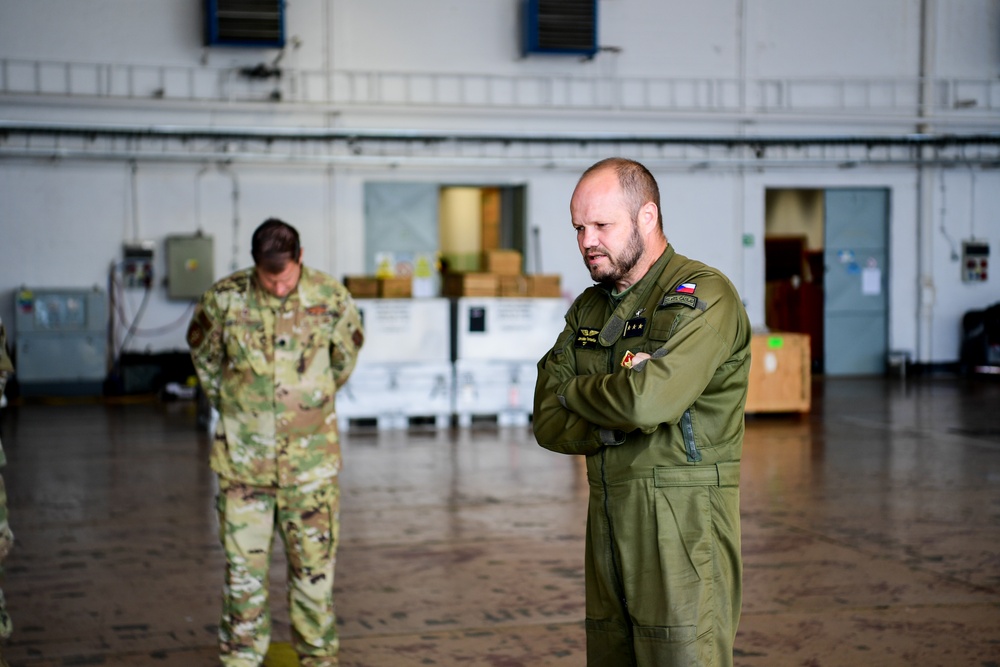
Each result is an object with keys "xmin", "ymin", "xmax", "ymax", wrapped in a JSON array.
[
  {"xmin": 0, "ymin": 319, "xmax": 14, "ymax": 667},
  {"xmin": 188, "ymin": 219, "xmax": 364, "ymax": 667}
]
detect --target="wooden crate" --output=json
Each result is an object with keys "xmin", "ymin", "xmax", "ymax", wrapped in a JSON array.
[
  {"xmin": 443, "ymin": 273, "xmax": 499, "ymax": 297},
  {"xmin": 343, "ymin": 276, "xmax": 378, "ymax": 299},
  {"xmin": 377, "ymin": 277, "xmax": 412, "ymax": 298},
  {"xmin": 499, "ymin": 275, "xmax": 530, "ymax": 297},
  {"xmin": 481, "ymin": 249, "xmax": 522, "ymax": 275},
  {"xmin": 527, "ymin": 274, "xmax": 561, "ymax": 297},
  {"xmin": 745, "ymin": 332, "xmax": 811, "ymax": 413}
]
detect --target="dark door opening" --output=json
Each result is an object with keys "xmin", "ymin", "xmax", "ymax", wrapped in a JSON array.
[{"xmin": 764, "ymin": 189, "xmax": 825, "ymax": 372}]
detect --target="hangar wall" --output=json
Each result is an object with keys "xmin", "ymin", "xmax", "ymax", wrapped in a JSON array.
[{"xmin": 1, "ymin": 0, "xmax": 998, "ymax": 365}]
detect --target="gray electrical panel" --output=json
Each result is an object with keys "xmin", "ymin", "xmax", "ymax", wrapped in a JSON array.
[
  {"xmin": 14, "ymin": 287, "xmax": 108, "ymax": 395},
  {"xmin": 962, "ymin": 240, "xmax": 989, "ymax": 283},
  {"xmin": 166, "ymin": 234, "xmax": 215, "ymax": 300}
]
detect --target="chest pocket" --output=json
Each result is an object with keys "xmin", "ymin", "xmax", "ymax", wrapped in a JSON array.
[
  {"xmin": 650, "ymin": 292, "xmax": 701, "ymax": 344},
  {"xmin": 568, "ymin": 326, "xmax": 606, "ymax": 374},
  {"xmin": 306, "ymin": 311, "xmax": 337, "ymax": 370},
  {"xmin": 649, "ymin": 307, "xmax": 684, "ymax": 344},
  {"xmin": 224, "ymin": 313, "xmax": 271, "ymax": 376}
]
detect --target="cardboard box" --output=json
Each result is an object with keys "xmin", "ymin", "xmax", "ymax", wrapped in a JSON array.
[
  {"xmin": 377, "ymin": 276, "xmax": 412, "ymax": 298},
  {"xmin": 499, "ymin": 275, "xmax": 530, "ymax": 297},
  {"xmin": 344, "ymin": 276, "xmax": 378, "ymax": 299},
  {"xmin": 481, "ymin": 250, "xmax": 522, "ymax": 275},
  {"xmin": 745, "ymin": 332, "xmax": 811, "ymax": 413},
  {"xmin": 527, "ymin": 274, "xmax": 561, "ymax": 298},
  {"xmin": 443, "ymin": 273, "xmax": 499, "ymax": 297}
]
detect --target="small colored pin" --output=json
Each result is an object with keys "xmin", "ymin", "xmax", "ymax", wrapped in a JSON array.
[{"xmin": 621, "ymin": 350, "xmax": 636, "ymax": 369}]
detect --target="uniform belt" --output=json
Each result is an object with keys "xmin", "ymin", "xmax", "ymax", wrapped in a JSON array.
[{"xmin": 653, "ymin": 461, "xmax": 740, "ymax": 488}]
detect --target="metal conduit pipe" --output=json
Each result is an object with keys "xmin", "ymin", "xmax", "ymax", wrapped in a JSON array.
[
  {"xmin": 2, "ymin": 147, "xmax": 999, "ymax": 170},
  {"xmin": 916, "ymin": 0, "xmax": 938, "ymax": 365},
  {"xmin": 2, "ymin": 120, "xmax": 1000, "ymax": 148}
]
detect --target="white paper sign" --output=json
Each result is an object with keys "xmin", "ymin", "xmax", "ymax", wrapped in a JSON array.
[{"xmin": 862, "ymin": 267, "xmax": 881, "ymax": 295}]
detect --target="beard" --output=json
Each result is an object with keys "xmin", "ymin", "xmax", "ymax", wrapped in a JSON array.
[{"xmin": 584, "ymin": 221, "xmax": 645, "ymax": 285}]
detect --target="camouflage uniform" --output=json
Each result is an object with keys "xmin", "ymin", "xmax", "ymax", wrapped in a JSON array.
[
  {"xmin": 0, "ymin": 321, "xmax": 14, "ymax": 661},
  {"xmin": 188, "ymin": 266, "xmax": 364, "ymax": 667}
]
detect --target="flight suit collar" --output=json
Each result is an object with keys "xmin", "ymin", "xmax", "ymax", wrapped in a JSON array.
[{"xmin": 597, "ymin": 245, "xmax": 675, "ymax": 347}]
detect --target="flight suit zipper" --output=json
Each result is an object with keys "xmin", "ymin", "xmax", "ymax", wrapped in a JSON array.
[
  {"xmin": 681, "ymin": 409, "xmax": 701, "ymax": 462},
  {"xmin": 601, "ymin": 324, "xmax": 631, "ymax": 633}
]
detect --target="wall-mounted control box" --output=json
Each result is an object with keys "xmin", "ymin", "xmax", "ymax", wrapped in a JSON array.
[
  {"xmin": 962, "ymin": 240, "xmax": 989, "ymax": 283},
  {"xmin": 123, "ymin": 241, "xmax": 155, "ymax": 289},
  {"xmin": 166, "ymin": 234, "xmax": 215, "ymax": 300}
]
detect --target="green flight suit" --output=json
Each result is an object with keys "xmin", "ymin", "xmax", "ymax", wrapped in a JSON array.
[
  {"xmin": 188, "ymin": 266, "xmax": 364, "ymax": 667},
  {"xmin": 533, "ymin": 245, "xmax": 751, "ymax": 666}
]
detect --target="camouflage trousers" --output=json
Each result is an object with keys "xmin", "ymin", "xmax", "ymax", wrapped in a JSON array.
[
  {"xmin": 0, "ymin": 473, "xmax": 13, "ymax": 646},
  {"xmin": 216, "ymin": 477, "xmax": 341, "ymax": 667}
]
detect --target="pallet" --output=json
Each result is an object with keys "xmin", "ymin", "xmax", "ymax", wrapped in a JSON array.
[
  {"xmin": 344, "ymin": 413, "xmax": 451, "ymax": 431},
  {"xmin": 455, "ymin": 410, "xmax": 531, "ymax": 428}
]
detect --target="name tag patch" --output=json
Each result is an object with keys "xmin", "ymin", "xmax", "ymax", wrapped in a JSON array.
[
  {"xmin": 575, "ymin": 327, "xmax": 600, "ymax": 349},
  {"xmin": 660, "ymin": 293, "xmax": 698, "ymax": 309}
]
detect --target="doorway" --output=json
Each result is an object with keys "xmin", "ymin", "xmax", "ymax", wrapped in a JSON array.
[
  {"xmin": 764, "ymin": 188, "xmax": 889, "ymax": 375},
  {"xmin": 363, "ymin": 182, "xmax": 527, "ymax": 293}
]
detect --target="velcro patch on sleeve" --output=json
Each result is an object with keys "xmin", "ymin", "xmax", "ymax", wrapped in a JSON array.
[{"xmin": 186, "ymin": 310, "xmax": 213, "ymax": 349}]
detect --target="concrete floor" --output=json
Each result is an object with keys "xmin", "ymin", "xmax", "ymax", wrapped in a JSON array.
[{"xmin": 1, "ymin": 375, "xmax": 999, "ymax": 666}]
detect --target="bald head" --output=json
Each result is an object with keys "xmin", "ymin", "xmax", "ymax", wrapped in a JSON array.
[
  {"xmin": 577, "ymin": 157, "xmax": 664, "ymax": 235},
  {"xmin": 571, "ymin": 158, "xmax": 668, "ymax": 291}
]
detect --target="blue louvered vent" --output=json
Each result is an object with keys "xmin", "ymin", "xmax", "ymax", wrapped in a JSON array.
[
  {"xmin": 205, "ymin": 0, "xmax": 285, "ymax": 48},
  {"xmin": 523, "ymin": 0, "xmax": 598, "ymax": 57}
]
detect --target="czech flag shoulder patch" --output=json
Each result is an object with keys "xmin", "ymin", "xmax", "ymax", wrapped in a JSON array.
[{"xmin": 675, "ymin": 283, "xmax": 696, "ymax": 294}]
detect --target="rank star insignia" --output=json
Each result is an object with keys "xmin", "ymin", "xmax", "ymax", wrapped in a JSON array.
[{"xmin": 623, "ymin": 317, "xmax": 646, "ymax": 338}]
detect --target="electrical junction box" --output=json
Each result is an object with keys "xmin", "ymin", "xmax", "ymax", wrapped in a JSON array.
[
  {"xmin": 166, "ymin": 234, "xmax": 215, "ymax": 300},
  {"xmin": 14, "ymin": 287, "xmax": 108, "ymax": 395},
  {"xmin": 123, "ymin": 241, "xmax": 155, "ymax": 289},
  {"xmin": 962, "ymin": 240, "xmax": 989, "ymax": 283}
]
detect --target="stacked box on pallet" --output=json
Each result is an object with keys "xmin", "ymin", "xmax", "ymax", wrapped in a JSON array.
[
  {"xmin": 338, "ymin": 298, "xmax": 452, "ymax": 429},
  {"xmin": 450, "ymin": 297, "xmax": 567, "ymax": 426}
]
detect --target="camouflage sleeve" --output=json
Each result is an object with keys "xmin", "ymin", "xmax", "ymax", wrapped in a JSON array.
[
  {"xmin": 331, "ymin": 291, "xmax": 364, "ymax": 390},
  {"xmin": 187, "ymin": 290, "xmax": 225, "ymax": 409},
  {"xmin": 0, "ymin": 322, "xmax": 13, "ymax": 399}
]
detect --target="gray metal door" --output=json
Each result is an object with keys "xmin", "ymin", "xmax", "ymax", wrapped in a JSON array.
[
  {"xmin": 823, "ymin": 189, "xmax": 889, "ymax": 375},
  {"xmin": 363, "ymin": 182, "xmax": 439, "ymax": 275}
]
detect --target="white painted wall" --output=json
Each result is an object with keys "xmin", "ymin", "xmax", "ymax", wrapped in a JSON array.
[
  {"xmin": 1, "ymin": 0, "xmax": 998, "ymax": 366},
  {"xmin": 746, "ymin": 0, "xmax": 921, "ymax": 78}
]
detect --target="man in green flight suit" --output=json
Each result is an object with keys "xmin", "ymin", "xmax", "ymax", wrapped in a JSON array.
[
  {"xmin": 533, "ymin": 158, "xmax": 751, "ymax": 666},
  {"xmin": 188, "ymin": 218, "xmax": 364, "ymax": 667}
]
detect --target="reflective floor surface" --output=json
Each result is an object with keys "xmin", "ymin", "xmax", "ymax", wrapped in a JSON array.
[{"xmin": 0, "ymin": 375, "xmax": 998, "ymax": 666}]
